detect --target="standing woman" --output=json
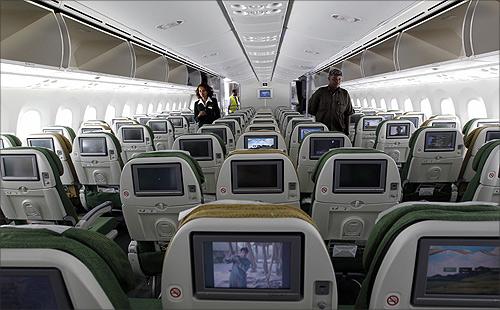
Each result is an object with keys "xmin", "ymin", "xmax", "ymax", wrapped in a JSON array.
[{"xmin": 194, "ymin": 83, "xmax": 221, "ymax": 128}]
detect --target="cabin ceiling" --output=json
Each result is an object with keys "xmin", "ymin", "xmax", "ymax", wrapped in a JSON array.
[{"xmin": 70, "ymin": 0, "xmax": 420, "ymax": 83}]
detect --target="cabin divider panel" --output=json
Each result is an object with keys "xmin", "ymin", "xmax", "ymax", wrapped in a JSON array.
[{"xmin": 0, "ymin": 1, "xmax": 65, "ymax": 68}]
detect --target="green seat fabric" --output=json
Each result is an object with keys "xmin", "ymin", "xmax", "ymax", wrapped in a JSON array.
[
  {"xmin": 462, "ymin": 140, "xmax": 500, "ymax": 201},
  {"xmin": 0, "ymin": 226, "xmax": 137, "ymax": 309},
  {"xmin": 84, "ymin": 190, "xmax": 122, "ymax": 210},
  {"xmin": 400, "ymin": 127, "xmax": 426, "ymax": 182},
  {"xmin": 134, "ymin": 151, "xmax": 205, "ymax": 185},
  {"xmin": 9, "ymin": 147, "xmax": 78, "ymax": 223},
  {"xmin": 355, "ymin": 203, "xmax": 500, "ymax": 310},
  {"xmin": 1, "ymin": 134, "xmax": 22, "ymax": 147},
  {"xmin": 129, "ymin": 298, "xmax": 162, "ymax": 310},
  {"xmin": 373, "ymin": 120, "xmax": 390, "ymax": 149},
  {"xmin": 462, "ymin": 118, "xmax": 479, "ymax": 136},
  {"xmin": 137, "ymin": 241, "xmax": 166, "ymax": 276}
]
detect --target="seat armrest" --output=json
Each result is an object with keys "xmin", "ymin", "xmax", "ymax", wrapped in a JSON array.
[{"xmin": 75, "ymin": 201, "xmax": 113, "ymax": 230}]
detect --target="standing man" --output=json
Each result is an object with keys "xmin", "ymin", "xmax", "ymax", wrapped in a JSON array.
[
  {"xmin": 224, "ymin": 247, "xmax": 251, "ymax": 288},
  {"xmin": 228, "ymin": 89, "xmax": 240, "ymax": 114},
  {"xmin": 308, "ymin": 68, "xmax": 354, "ymax": 136}
]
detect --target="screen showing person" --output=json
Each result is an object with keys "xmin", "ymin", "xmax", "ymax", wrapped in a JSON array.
[
  {"xmin": 202, "ymin": 128, "xmax": 227, "ymax": 144},
  {"xmin": 79, "ymin": 137, "xmax": 107, "ymax": 156},
  {"xmin": 363, "ymin": 118, "xmax": 382, "ymax": 131},
  {"xmin": 0, "ymin": 268, "xmax": 73, "ymax": 309},
  {"xmin": 43, "ymin": 128, "xmax": 64, "ymax": 135},
  {"xmin": 401, "ymin": 117, "xmax": 419, "ymax": 128},
  {"xmin": 333, "ymin": 159, "xmax": 387, "ymax": 193},
  {"xmin": 132, "ymin": 163, "xmax": 183, "ymax": 196},
  {"xmin": 424, "ymin": 131, "xmax": 456, "ymax": 152},
  {"xmin": 81, "ymin": 127, "xmax": 102, "ymax": 133},
  {"xmin": 249, "ymin": 126, "xmax": 276, "ymax": 132},
  {"xmin": 244, "ymin": 136, "xmax": 277, "ymax": 149},
  {"xmin": 309, "ymin": 137, "xmax": 344, "ymax": 160},
  {"xmin": 485, "ymin": 131, "xmax": 500, "ymax": 142},
  {"xmin": 252, "ymin": 120, "xmax": 274, "ymax": 124},
  {"xmin": 431, "ymin": 121, "xmax": 456, "ymax": 128},
  {"xmin": 169, "ymin": 118, "xmax": 183, "ymax": 128},
  {"xmin": 27, "ymin": 138, "xmax": 55, "ymax": 152},
  {"xmin": 216, "ymin": 121, "xmax": 236, "ymax": 136},
  {"xmin": 298, "ymin": 127, "xmax": 324, "ymax": 143},
  {"xmin": 191, "ymin": 233, "xmax": 303, "ymax": 301},
  {"xmin": 149, "ymin": 121, "xmax": 167, "ymax": 133},
  {"xmin": 412, "ymin": 238, "xmax": 500, "ymax": 307},
  {"xmin": 231, "ymin": 160, "xmax": 283, "ymax": 193},
  {"xmin": 1, "ymin": 155, "xmax": 39, "ymax": 181},
  {"xmin": 122, "ymin": 128, "xmax": 144, "ymax": 143},
  {"xmin": 179, "ymin": 139, "xmax": 212, "ymax": 161},
  {"xmin": 387, "ymin": 123, "xmax": 410, "ymax": 138}
]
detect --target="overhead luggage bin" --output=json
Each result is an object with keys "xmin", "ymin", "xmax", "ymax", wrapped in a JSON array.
[
  {"xmin": 0, "ymin": 1, "xmax": 66, "ymax": 68},
  {"xmin": 340, "ymin": 52, "xmax": 363, "ymax": 82},
  {"xmin": 168, "ymin": 59, "xmax": 189, "ymax": 85},
  {"xmin": 468, "ymin": 0, "xmax": 500, "ymax": 56},
  {"xmin": 62, "ymin": 14, "xmax": 134, "ymax": 77},
  {"xmin": 188, "ymin": 67, "xmax": 202, "ymax": 86},
  {"xmin": 132, "ymin": 43, "xmax": 169, "ymax": 82},
  {"xmin": 361, "ymin": 35, "xmax": 398, "ymax": 77}
]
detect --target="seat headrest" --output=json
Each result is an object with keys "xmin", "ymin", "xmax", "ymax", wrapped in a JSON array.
[
  {"xmin": 179, "ymin": 203, "xmax": 316, "ymax": 228},
  {"xmin": 472, "ymin": 140, "xmax": 500, "ymax": 172},
  {"xmin": 7, "ymin": 147, "xmax": 64, "ymax": 176}
]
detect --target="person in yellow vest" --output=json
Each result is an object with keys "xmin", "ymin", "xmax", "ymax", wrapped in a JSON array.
[{"xmin": 228, "ymin": 89, "xmax": 240, "ymax": 114}]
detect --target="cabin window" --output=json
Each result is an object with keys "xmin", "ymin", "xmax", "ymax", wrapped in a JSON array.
[
  {"xmin": 390, "ymin": 98, "xmax": 399, "ymax": 110},
  {"xmin": 83, "ymin": 106, "xmax": 97, "ymax": 121},
  {"xmin": 440, "ymin": 98, "xmax": 455, "ymax": 115},
  {"xmin": 356, "ymin": 98, "xmax": 361, "ymax": 107},
  {"xmin": 157, "ymin": 103, "xmax": 163, "ymax": 112},
  {"xmin": 380, "ymin": 99, "xmax": 387, "ymax": 110},
  {"xmin": 136, "ymin": 104, "xmax": 144, "ymax": 114},
  {"xmin": 104, "ymin": 106, "xmax": 116, "ymax": 125},
  {"xmin": 467, "ymin": 98, "xmax": 487, "ymax": 118},
  {"xmin": 404, "ymin": 98, "xmax": 413, "ymax": 112},
  {"xmin": 122, "ymin": 104, "xmax": 131, "ymax": 117},
  {"xmin": 166, "ymin": 102, "xmax": 171, "ymax": 110},
  {"xmin": 147, "ymin": 103, "xmax": 154, "ymax": 114},
  {"xmin": 362, "ymin": 98, "xmax": 368, "ymax": 108},
  {"xmin": 55, "ymin": 107, "xmax": 72, "ymax": 127},
  {"xmin": 420, "ymin": 98, "xmax": 433, "ymax": 118},
  {"xmin": 370, "ymin": 98, "xmax": 377, "ymax": 108},
  {"xmin": 17, "ymin": 110, "xmax": 41, "ymax": 138}
]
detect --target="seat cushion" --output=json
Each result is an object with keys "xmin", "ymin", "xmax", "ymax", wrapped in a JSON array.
[
  {"xmin": 1, "ymin": 134, "xmax": 22, "ymax": 147},
  {"xmin": 355, "ymin": 204, "xmax": 500, "ymax": 310},
  {"xmin": 0, "ymin": 226, "xmax": 136, "ymax": 309}
]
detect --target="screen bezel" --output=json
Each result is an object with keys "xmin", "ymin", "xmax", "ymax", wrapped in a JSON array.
[
  {"xmin": 424, "ymin": 131, "xmax": 457, "ymax": 152},
  {"xmin": 1, "ymin": 154, "xmax": 40, "ymax": 181},
  {"xmin": 333, "ymin": 159, "xmax": 387, "ymax": 193},
  {"xmin": 215, "ymin": 121, "xmax": 236, "ymax": 136},
  {"xmin": 202, "ymin": 128, "xmax": 227, "ymax": 144},
  {"xmin": 386, "ymin": 123, "xmax": 411, "ymax": 139},
  {"xmin": 0, "ymin": 267, "xmax": 73, "ymax": 309},
  {"xmin": 309, "ymin": 137, "xmax": 345, "ymax": 160},
  {"xmin": 27, "ymin": 138, "xmax": 55, "ymax": 152},
  {"xmin": 179, "ymin": 138, "xmax": 213, "ymax": 161},
  {"xmin": 122, "ymin": 128, "xmax": 145, "ymax": 143},
  {"xmin": 298, "ymin": 127, "xmax": 324, "ymax": 143},
  {"xmin": 412, "ymin": 237, "xmax": 500, "ymax": 308},
  {"xmin": 191, "ymin": 232, "xmax": 304, "ymax": 301},
  {"xmin": 431, "ymin": 121, "xmax": 456, "ymax": 128},
  {"xmin": 81, "ymin": 127, "xmax": 103, "ymax": 133},
  {"xmin": 169, "ymin": 117, "xmax": 184, "ymax": 128},
  {"xmin": 244, "ymin": 135, "xmax": 278, "ymax": 149},
  {"xmin": 362, "ymin": 118, "xmax": 383, "ymax": 131},
  {"xmin": 131, "ymin": 163, "xmax": 184, "ymax": 196},
  {"xmin": 485, "ymin": 131, "xmax": 500, "ymax": 143},
  {"xmin": 79, "ymin": 137, "xmax": 108, "ymax": 157},
  {"xmin": 231, "ymin": 159, "xmax": 284, "ymax": 194},
  {"xmin": 149, "ymin": 121, "xmax": 168, "ymax": 133}
]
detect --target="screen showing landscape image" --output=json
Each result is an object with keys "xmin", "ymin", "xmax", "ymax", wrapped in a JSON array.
[
  {"xmin": 209, "ymin": 241, "xmax": 289, "ymax": 289},
  {"xmin": 425, "ymin": 245, "xmax": 500, "ymax": 295}
]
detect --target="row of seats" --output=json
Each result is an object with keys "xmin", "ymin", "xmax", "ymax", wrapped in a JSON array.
[{"xmin": 1, "ymin": 200, "xmax": 498, "ymax": 309}]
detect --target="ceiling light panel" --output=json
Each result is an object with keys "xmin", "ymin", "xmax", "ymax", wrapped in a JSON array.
[{"xmin": 223, "ymin": 1, "xmax": 289, "ymax": 81}]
